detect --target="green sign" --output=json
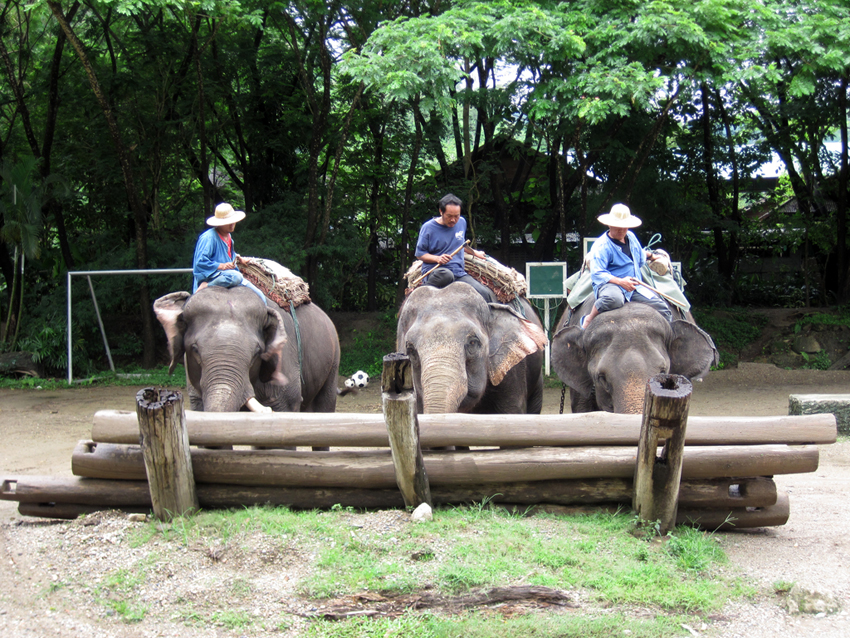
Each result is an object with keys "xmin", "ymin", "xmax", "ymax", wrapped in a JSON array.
[{"xmin": 526, "ymin": 262, "xmax": 567, "ymax": 298}]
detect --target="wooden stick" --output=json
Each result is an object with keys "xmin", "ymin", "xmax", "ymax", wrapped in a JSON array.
[
  {"xmin": 410, "ymin": 240, "xmax": 470, "ymax": 287},
  {"xmin": 633, "ymin": 374, "xmax": 692, "ymax": 535},
  {"xmin": 382, "ymin": 353, "xmax": 431, "ymax": 508}
]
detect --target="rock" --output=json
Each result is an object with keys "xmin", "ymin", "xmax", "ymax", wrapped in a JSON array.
[
  {"xmin": 127, "ymin": 513, "xmax": 147, "ymax": 523},
  {"xmin": 789, "ymin": 394, "xmax": 850, "ymax": 435},
  {"xmin": 411, "ymin": 503, "xmax": 432, "ymax": 523},
  {"xmin": 792, "ymin": 334, "xmax": 822, "ymax": 354},
  {"xmin": 786, "ymin": 583, "xmax": 842, "ymax": 615}
]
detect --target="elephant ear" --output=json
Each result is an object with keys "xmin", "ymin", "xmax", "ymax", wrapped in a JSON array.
[
  {"xmin": 486, "ymin": 304, "xmax": 548, "ymax": 386},
  {"xmin": 668, "ymin": 320, "xmax": 719, "ymax": 380},
  {"xmin": 153, "ymin": 292, "xmax": 191, "ymax": 374},
  {"xmin": 551, "ymin": 326, "xmax": 594, "ymax": 398},
  {"xmin": 259, "ymin": 307, "xmax": 289, "ymax": 386}
]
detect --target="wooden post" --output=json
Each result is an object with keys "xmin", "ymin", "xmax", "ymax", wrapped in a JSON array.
[
  {"xmin": 135, "ymin": 388, "xmax": 198, "ymax": 520},
  {"xmin": 381, "ymin": 353, "xmax": 431, "ymax": 508},
  {"xmin": 632, "ymin": 374, "xmax": 692, "ymax": 535}
]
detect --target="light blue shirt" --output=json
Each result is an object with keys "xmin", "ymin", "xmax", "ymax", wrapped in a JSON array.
[
  {"xmin": 588, "ymin": 230, "xmax": 647, "ymax": 300},
  {"xmin": 192, "ymin": 227, "xmax": 236, "ymax": 292}
]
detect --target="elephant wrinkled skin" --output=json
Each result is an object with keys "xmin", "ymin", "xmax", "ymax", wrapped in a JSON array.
[
  {"xmin": 551, "ymin": 297, "xmax": 718, "ymax": 414},
  {"xmin": 397, "ymin": 282, "xmax": 548, "ymax": 414},
  {"xmin": 154, "ymin": 286, "xmax": 340, "ymax": 414}
]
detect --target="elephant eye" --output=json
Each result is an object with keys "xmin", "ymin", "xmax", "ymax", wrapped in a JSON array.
[
  {"xmin": 466, "ymin": 337, "xmax": 482, "ymax": 354},
  {"xmin": 597, "ymin": 373, "xmax": 611, "ymax": 393}
]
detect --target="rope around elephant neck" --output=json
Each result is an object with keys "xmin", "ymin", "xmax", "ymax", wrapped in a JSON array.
[{"xmin": 289, "ymin": 303, "xmax": 305, "ymax": 387}]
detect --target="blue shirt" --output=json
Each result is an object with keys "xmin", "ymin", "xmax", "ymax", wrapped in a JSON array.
[
  {"xmin": 192, "ymin": 227, "xmax": 236, "ymax": 292},
  {"xmin": 588, "ymin": 230, "xmax": 647, "ymax": 300},
  {"xmin": 415, "ymin": 216, "xmax": 468, "ymax": 277}
]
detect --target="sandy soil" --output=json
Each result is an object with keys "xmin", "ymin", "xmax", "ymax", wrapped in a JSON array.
[{"xmin": 1, "ymin": 363, "xmax": 849, "ymax": 636}]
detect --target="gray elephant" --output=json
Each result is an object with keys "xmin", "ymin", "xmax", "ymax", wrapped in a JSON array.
[
  {"xmin": 397, "ymin": 282, "xmax": 548, "ymax": 414},
  {"xmin": 551, "ymin": 297, "xmax": 718, "ymax": 414},
  {"xmin": 154, "ymin": 286, "xmax": 340, "ymax": 414}
]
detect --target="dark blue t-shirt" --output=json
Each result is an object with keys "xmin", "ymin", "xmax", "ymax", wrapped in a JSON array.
[{"xmin": 415, "ymin": 216, "xmax": 468, "ymax": 277}]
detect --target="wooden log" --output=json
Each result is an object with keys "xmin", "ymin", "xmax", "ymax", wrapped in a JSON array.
[
  {"xmin": 71, "ymin": 440, "xmax": 819, "ymax": 487},
  {"xmin": 789, "ymin": 394, "xmax": 850, "ymax": 435},
  {"xmin": 633, "ymin": 374, "xmax": 692, "ymax": 535},
  {"xmin": 381, "ymin": 353, "xmax": 431, "ymax": 508},
  {"xmin": 3, "ymin": 475, "xmax": 775, "ymax": 514},
  {"xmin": 92, "ymin": 410, "xmax": 837, "ymax": 448},
  {"xmin": 136, "ymin": 388, "xmax": 198, "ymax": 520},
  {"xmin": 676, "ymin": 491, "xmax": 791, "ymax": 530},
  {"xmin": 18, "ymin": 493, "xmax": 791, "ymax": 528}
]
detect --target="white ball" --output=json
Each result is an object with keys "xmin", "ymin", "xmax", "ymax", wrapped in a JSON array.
[
  {"xmin": 352, "ymin": 370, "xmax": 369, "ymax": 388},
  {"xmin": 344, "ymin": 377, "xmax": 355, "ymax": 389}
]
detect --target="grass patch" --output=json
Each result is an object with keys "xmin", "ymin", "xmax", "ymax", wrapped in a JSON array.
[
  {"xmin": 131, "ymin": 504, "xmax": 747, "ymax": 626},
  {"xmin": 304, "ymin": 608, "xmax": 699, "ymax": 637},
  {"xmin": 691, "ymin": 308, "xmax": 768, "ymax": 368},
  {"xmin": 338, "ymin": 312, "xmax": 397, "ymax": 378},
  {"xmin": 0, "ymin": 364, "xmax": 183, "ymax": 390}
]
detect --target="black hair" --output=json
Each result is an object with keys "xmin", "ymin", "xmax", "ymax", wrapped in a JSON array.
[{"xmin": 438, "ymin": 193, "xmax": 462, "ymax": 213}]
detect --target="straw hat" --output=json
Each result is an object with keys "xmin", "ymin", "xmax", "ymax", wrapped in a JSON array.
[
  {"xmin": 597, "ymin": 203, "xmax": 642, "ymax": 229},
  {"xmin": 207, "ymin": 202, "xmax": 246, "ymax": 227}
]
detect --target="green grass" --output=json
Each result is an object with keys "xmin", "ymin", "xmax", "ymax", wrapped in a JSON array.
[
  {"xmin": 338, "ymin": 311, "xmax": 397, "ymax": 378},
  {"xmin": 128, "ymin": 504, "xmax": 748, "ymax": 635},
  {"xmin": 0, "ymin": 364, "xmax": 183, "ymax": 390},
  {"xmin": 691, "ymin": 308, "xmax": 768, "ymax": 368},
  {"xmin": 304, "ymin": 610, "xmax": 700, "ymax": 637}
]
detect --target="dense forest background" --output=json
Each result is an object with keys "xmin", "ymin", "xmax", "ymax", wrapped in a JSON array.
[{"xmin": 1, "ymin": 0, "xmax": 849, "ymax": 374}]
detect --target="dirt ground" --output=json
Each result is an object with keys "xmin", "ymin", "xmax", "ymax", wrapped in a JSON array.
[{"xmin": 1, "ymin": 364, "xmax": 850, "ymax": 636}]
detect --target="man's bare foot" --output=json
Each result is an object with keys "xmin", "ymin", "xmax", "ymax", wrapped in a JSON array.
[{"xmin": 197, "ymin": 281, "xmax": 208, "ymax": 290}]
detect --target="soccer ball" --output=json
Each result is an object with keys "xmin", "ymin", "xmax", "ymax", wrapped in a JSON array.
[
  {"xmin": 351, "ymin": 370, "xmax": 370, "ymax": 388},
  {"xmin": 344, "ymin": 377, "xmax": 356, "ymax": 389}
]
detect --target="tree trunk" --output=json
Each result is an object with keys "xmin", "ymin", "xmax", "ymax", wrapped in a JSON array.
[
  {"xmin": 395, "ymin": 97, "xmax": 423, "ymax": 306},
  {"xmin": 47, "ymin": 1, "xmax": 156, "ymax": 367}
]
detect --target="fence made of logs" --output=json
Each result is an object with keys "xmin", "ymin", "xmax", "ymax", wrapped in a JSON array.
[{"xmin": 1, "ymin": 354, "xmax": 838, "ymax": 532}]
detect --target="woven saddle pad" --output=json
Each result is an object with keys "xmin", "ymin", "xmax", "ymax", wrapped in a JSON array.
[
  {"xmin": 404, "ymin": 254, "xmax": 528, "ymax": 303},
  {"xmin": 240, "ymin": 257, "xmax": 310, "ymax": 310}
]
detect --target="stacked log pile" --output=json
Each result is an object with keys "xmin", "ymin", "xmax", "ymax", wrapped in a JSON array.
[{"xmin": 1, "ymin": 393, "xmax": 835, "ymax": 529}]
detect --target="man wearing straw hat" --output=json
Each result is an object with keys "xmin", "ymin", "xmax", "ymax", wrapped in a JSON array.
[
  {"xmin": 580, "ymin": 203, "xmax": 671, "ymax": 329},
  {"xmin": 192, "ymin": 202, "xmax": 266, "ymax": 303}
]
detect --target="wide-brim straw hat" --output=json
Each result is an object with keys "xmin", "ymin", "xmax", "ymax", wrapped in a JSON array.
[
  {"xmin": 597, "ymin": 203, "xmax": 642, "ymax": 229},
  {"xmin": 207, "ymin": 202, "xmax": 246, "ymax": 227}
]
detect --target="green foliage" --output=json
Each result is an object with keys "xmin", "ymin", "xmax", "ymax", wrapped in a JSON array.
[
  {"xmin": 338, "ymin": 311, "xmax": 398, "ymax": 378},
  {"xmin": 801, "ymin": 350, "xmax": 831, "ymax": 370},
  {"xmin": 691, "ymin": 308, "xmax": 767, "ymax": 368}
]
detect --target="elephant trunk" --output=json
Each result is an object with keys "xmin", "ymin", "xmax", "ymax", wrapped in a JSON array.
[
  {"xmin": 419, "ymin": 349, "xmax": 467, "ymax": 414},
  {"xmin": 201, "ymin": 362, "xmax": 253, "ymax": 412},
  {"xmin": 613, "ymin": 372, "xmax": 649, "ymax": 414}
]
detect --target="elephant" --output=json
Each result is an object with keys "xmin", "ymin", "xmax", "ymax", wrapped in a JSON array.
[
  {"xmin": 153, "ymin": 285, "xmax": 340, "ymax": 414},
  {"xmin": 397, "ymin": 282, "xmax": 548, "ymax": 414},
  {"xmin": 551, "ymin": 296, "xmax": 718, "ymax": 414}
]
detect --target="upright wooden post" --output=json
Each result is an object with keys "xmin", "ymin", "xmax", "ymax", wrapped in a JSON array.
[
  {"xmin": 136, "ymin": 388, "xmax": 198, "ymax": 521},
  {"xmin": 632, "ymin": 374, "xmax": 692, "ymax": 535},
  {"xmin": 381, "ymin": 353, "xmax": 432, "ymax": 508}
]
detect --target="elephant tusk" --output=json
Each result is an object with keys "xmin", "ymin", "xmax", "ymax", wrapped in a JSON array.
[{"xmin": 245, "ymin": 397, "xmax": 273, "ymax": 413}]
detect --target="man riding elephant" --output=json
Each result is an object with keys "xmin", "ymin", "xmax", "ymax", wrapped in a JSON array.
[{"xmin": 580, "ymin": 203, "xmax": 670, "ymax": 329}]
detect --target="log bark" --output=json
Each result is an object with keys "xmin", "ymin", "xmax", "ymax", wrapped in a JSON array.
[
  {"xmin": 92, "ymin": 410, "xmax": 837, "ymax": 448},
  {"xmin": 633, "ymin": 374, "xmax": 692, "ymax": 534},
  {"xmin": 2, "ymin": 475, "xmax": 775, "ymax": 513},
  {"xmin": 136, "ymin": 388, "xmax": 198, "ymax": 520},
  {"xmin": 71, "ymin": 441, "xmax": 819, "ymax": 487},
  {"xmin": 381, "ymin": 353, "xmax": 431, "ymax": 508},
  {"xmin": 676, "ymin": 491, "xmax": 791, "ymax": 530}
]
